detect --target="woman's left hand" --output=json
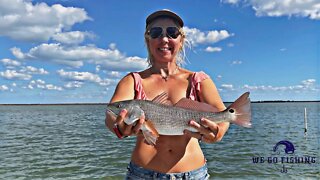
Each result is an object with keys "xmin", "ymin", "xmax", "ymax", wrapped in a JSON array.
[{"xmin": 184, "ymin": 118, "xmax": 226, "ymax": 143}]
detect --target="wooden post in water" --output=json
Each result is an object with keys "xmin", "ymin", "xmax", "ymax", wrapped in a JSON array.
[{"xmin": 304, "ymin": 107, "xmax": 308, "ymax": 135}]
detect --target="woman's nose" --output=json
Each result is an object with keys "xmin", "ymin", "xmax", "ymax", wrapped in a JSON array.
[{"xmin": 159, "ymin": 35, "xmax": 169, "ymax": 43}]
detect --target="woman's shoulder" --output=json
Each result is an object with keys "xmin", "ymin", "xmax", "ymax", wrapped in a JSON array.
[{"xmin": 180, "ymin": 69, "xmax": 210, "ymax": 82}]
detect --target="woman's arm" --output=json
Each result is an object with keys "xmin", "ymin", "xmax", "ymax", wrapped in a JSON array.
[
  {"xmin": 184, "ymin": 78, "xmax": 230, "ymax": 143},
  {"xmin": 105, "ymin": 74, "xmax": 144, "ymax": 136}
]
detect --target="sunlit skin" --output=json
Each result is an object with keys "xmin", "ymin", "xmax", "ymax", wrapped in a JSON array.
[{"xmin": 105, "ymin": 18, "xmax": 229, "ymax": 173}]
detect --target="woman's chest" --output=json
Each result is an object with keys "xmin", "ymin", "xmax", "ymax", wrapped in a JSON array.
[{"xmin": 142, "ymin": 77, "xmax": 191, "ymax": 104}]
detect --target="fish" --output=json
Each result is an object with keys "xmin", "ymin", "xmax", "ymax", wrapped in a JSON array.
[{"xmin": 106, "ymin": 92, "xmax": 251, "ymax": 145}]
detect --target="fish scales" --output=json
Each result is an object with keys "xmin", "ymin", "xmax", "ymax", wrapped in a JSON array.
[{"xmin": 136, "ymin": 100, "xmax": 222, "ymax": 135}]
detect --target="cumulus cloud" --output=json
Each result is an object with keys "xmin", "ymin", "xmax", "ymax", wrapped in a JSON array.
[
  {"xmin": 107, "ymin": 71, "xmax": 122, "ymax": 78},
  {"xmin": 221, "ymin": 84, "xmax": 234, "ymax": 90},
  {"xmin": 184, "ymin": 27, "xmax": 233, "ymax": 46},
  {"xmin": 20, "ymin": 66, "xmax": 49, "ymax": 75},
  {"xmin": 222, "ymin": 0, "xmax": 240, "ymax": 4},
  {"xmin": 64, "ymin": 81, "xmax": 84, "ymax": 89},
  {"xmin": 301, "ymin": 79, "xmax": 316, "ymax": 87},
  {"xmin": 57, "ymin": 69, "xmax": 101, "ymax": 82},
  {"xmin": 243, "ymin": 79, "xmax": 318, "ymax": 91},
  {"xmin": 0, "ymin": 0, "xmax": 91, "ymax": 42},
  {"xmin": 221, "ymin": 0, "xmax": 320, "ymax": 20},
  {"xmin": 205, "ymin": 46, "xmax": 222, "ymax": 52},
  {"xmin": 218, "ymin": 79, "xmax": 318, "ymax": 96},
  {"xmin": 52, "ymin": 31, "xmax": 95, "ymax": 44},
  {"xmin": 231, "ymin": 60, "xmax": 243, "ymax": 65},
  {"xmin": 0, "ymin": 70, "xmax": 32, "ymax": 80},
  {"xmin": 0, "ymin": 58, "xmax": 21, "ymax": 67},
  {"xmin": 12, "ymin": 43, "xmax": 148, "ymax": 71},
  {"xmin": 0, "ymin": 85, "xmax": 9, "ymax": 91},
  {"xmin": 28, "ymin": 79, "xmax": 63, "ymax": 91},
  {"xmin": 57, "ymin": 69, "xmax": 113, "ymax": 87}
]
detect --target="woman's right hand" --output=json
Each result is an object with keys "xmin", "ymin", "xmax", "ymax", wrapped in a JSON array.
[{"xmin": 111, "ymin": 109, "xmax": 145, "ymax": 136}]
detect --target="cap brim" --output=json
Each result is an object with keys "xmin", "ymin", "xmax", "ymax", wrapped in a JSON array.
[{"xmin": 146, "ymin": 9, "xmax": 184, "ymax": 27}]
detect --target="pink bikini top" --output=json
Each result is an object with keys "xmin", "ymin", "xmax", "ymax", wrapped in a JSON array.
[{"xmin": 131, "ymin": 71, "xmax": 210, "ymax": 101}]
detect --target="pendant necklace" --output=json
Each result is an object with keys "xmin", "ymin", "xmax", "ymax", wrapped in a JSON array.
[{"xmin": 152, "ymin": 66, "xmax": 180, "ymax": 81}]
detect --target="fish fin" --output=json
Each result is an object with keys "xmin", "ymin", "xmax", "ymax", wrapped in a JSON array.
[
  {"xmin": 174, "ymin": 98, "xmax": 218, "ymax": 112},
  {"xmin": 141, "ymin": 120, "xmax": 159, "ymax": 146},
  {"xmin": 227, "ymin": 92, "xmax": 252, "ymax": 128},
  {"xmin": 152, "ymin": 92, "xmax": 173, "ymax": 106}
]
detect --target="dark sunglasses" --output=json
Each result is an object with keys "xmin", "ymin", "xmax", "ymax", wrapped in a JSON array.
[{"xmin": 148, "ymin": 27, "xmax": 181, "ymax": 39}]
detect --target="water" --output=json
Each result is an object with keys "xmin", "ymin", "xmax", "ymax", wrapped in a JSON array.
[{"xmin": 0, "ymin": 103, "xmax": 319, "ymax": 179}]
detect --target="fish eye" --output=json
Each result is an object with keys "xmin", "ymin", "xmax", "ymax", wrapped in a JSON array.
[
  {"xmin": 117, "ymin": 104, "xmax": 122, "ymax": 108},
  {"xmin": 229, "ymin": 109, "xmax": 235, "ymax": 113}
]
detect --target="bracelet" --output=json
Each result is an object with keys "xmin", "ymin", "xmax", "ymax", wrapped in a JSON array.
[{"xmin": 113, "ymin": 124, "xmax": 127, "ymax": 139}]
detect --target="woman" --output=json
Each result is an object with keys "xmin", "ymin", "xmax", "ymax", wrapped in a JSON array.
[{"xmin": 105, "ymin": 9, "xmax": 229, "ymax": 179}]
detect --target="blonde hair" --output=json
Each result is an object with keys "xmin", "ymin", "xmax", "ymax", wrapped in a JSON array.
[{"xmin": 144, "ymin": 18, "xmax": 189, "ymax": 67}]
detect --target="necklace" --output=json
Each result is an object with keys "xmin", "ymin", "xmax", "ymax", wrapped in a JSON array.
[{"xmin": 150, "ymin": 66, "xmax": 180, "ymax": 81}]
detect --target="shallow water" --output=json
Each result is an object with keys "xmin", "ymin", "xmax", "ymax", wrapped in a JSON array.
[{"xmin": 0, "ymin": 102, "xmax": 319, "ymax": 179}]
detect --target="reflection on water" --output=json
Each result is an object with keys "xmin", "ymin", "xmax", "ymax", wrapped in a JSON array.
[{"xmin": 0, "ymin": 103, "xmax": 319, "ymax": 179}]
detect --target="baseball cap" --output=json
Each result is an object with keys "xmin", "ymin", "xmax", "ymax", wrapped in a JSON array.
[{"xmin": 146, "ymin": 9, "xmax": 184, "ymax": 27}]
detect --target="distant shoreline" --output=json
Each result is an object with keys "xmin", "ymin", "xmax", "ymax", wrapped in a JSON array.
[{"xmin": 0, "ymin": 101, "xmax": 319, "ymax": 106}]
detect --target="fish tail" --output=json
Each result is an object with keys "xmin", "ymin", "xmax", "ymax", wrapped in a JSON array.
[{"xmin": 227, "ymin": 92, "xmax": 252, "ymax": 128}]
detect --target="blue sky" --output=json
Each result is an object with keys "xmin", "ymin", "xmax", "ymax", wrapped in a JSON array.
[{"xmin": 0, "ymin": 0, "xmax": 319, "ymax": 104}]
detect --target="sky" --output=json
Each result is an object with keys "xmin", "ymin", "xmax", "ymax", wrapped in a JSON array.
[{"xmin": 0, "ymin": 0, "xmax": 319, "ymax": 104}]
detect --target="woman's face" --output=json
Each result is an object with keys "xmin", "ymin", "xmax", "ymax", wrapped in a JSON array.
[{"xmin": 147, "ymin": 18, "xmax": 183, "ymax": 64}]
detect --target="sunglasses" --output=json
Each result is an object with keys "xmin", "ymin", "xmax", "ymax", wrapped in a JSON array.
[{"xmin": 148, "ymin": 27, "xmax": 181, "ymax": 39}]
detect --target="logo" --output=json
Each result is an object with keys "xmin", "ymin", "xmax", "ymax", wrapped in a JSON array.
[
  {"xmin": 273, "ymin": 140, "xmax": 295, "ymax": 154},
  {"xmin": 252, "ymin": 140, "xmax": 317, "ymax": 173}
]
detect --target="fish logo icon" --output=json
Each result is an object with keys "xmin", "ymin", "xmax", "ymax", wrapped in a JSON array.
[{"xmin": 273, "ymin": 140, "xmax": 295, "ymax": 154}]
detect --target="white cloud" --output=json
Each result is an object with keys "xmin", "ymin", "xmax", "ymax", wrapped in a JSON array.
[
  {"xmin": 12, "ymin": 43, "xmax": 148, "ymax": 71},
  {"xmin": 221, "ymin": 0, "xmax": 241, "ymax": 4},
  {"xmin": 301, "ymin": 79, "xmax": 316, "ymax": 87},
  {"xmin": 0, "ymin": 58, "xmax": 21, "ymax": 67},
  {"xmin": 107, "ymin": 71, "xmax": 122, "ymax": 78},
  {"xmin": 20, "ymin": 66, "xmax": 49, "ymax": 75},
  {"xmin": 243, "ymin": 79, "xmax": 318, "ymax": 92},
  {"xmin": 0, "ymin": 0, "xmax": 91, "ymax": 42},
  {"xmin": 231, "ymin": 60, "xmax": 243, "ymax": 65},
  {"xmin": 184, "ymin": 27, "xmax": 233, "ymax": 46},
  {"xmin": 64, "ymin": 81, "xmax": 84, "ymax": 89},
  {"xmin": 57, "ymin": 69, "xmax": 115, "ymax": 87},
  {"xmin": 57, "ymin": 69, "xmax": 102, "ymax": 83},
  {"xmin": 205, "ymin": 46, "xmax": 222, "ymax": 52},
  {"xmin": 52, "ymin": 31, "xmax": 95, "ymax": 44},
  {"xmin": 0, "ymin": 85, "xmax": 9, "ymax": 91},
  {"xmin": 28, "ymin": 79, "xmax": 63, "ymax": 91},
  {"xmin": 221, "ymin": 84, "xmax": 234, "ymax": 90},
  {"xmin": 98, "ymin": 56, "xmax": 148, "ymax": 71},
  {"xmin": 222, "ymin": 0, "xmax": 320, "ymax": 20},
  {"xmin": 0, "ymin": 70, "xmax": 32, "ymax": 80}
]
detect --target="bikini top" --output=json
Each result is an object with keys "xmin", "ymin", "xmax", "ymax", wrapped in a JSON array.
[{"xmin": 131, "ymin": 71, "xmax": 210, "ymax": 101}]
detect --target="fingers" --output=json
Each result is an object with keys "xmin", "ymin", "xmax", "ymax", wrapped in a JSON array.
[
  {"xmin": 132, "ymin": 113, "xmax": 145, "ymax": 134},
  {"xmin": 185, "ymin": 118, "xmax": 220, "ymax": 143},
  {"xmin": 115, "ymin": 109, "xmax": 144, "ymax": 136},
  {"xmin": 200, "ymin": 118, "xmax": 219, "ymax": 135}
]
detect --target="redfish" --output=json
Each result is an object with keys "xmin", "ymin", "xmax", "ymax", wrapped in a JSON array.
[{"xmin": 106, "ymin": 92, "xmax": 251, "ymax": 145}]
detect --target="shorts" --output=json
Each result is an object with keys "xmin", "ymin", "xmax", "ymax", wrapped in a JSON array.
[{"xmin": 125, "ymin": 162, "xmax": 210, "ymax": 180}]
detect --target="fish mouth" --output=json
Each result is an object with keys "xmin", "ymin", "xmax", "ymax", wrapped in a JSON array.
[{"xmin": 106, "ymin": 108, "xmax": 117, "ymax": 116}]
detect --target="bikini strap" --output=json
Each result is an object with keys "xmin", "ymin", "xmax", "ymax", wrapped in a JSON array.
[
  {"xmin": 131, "ymin": 72, "xmax": 147, "ymax": 100},
  {"xmin": 189, "ymin": 71, "xmax": 210, "ymax": 101}
]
